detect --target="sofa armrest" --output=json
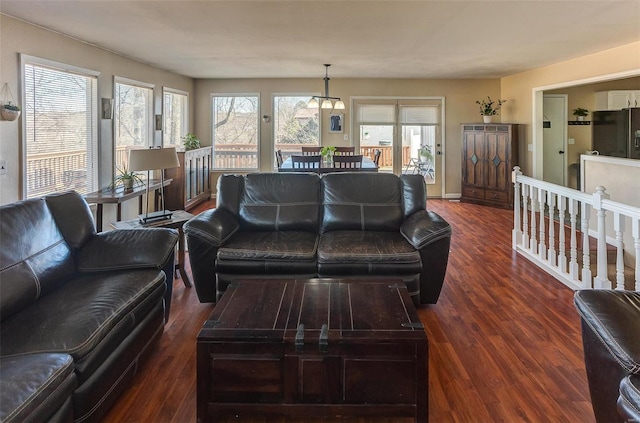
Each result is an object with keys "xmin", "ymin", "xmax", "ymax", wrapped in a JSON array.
[
  {"xmin": 574, "ymin": 290, "xmax": 640, "ymax": 423},
  {"xmin": 400, "ymin": 210, "xmax": 451, "ymax": 250},
  {"xmin": 183, "ymin": 208, "xmax": 239, "ymax": 247},
  {"xmin": 75, "ymin": 228, "xmax": 179, "ymax": 272}
]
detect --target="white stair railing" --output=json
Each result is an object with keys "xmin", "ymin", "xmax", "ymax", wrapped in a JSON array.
[{"xmin": 512, "ymin": 167, "xmax": 640, "ymax": 291}]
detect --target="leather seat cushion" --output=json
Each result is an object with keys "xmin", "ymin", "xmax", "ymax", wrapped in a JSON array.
[
  {"xmin": 619, "ymin": 374, "xmax": 640, "ymax": 422},
  {"xmin": 217, "ymin": 231, "xmax": 319, "ymax": 274},
  {"xmin": 0, "ymin": 353, "xmax": 76, "ymax": 423},
  {"xmin": 0, "ymin": 269, "xmax": 165, "ymax": 383},
  {"xmin": 318, "ymin": 231, "xmax": 422, "ymax": 275}
]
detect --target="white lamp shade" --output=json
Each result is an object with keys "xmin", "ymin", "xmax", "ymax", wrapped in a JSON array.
[
  {"xmin": 321, "ymin": 99, "xmax": 333, "ymax": 109},
  {"xmin": 128, "ymin": 147, "xmax": 180, "ymax": 171},
  {"xmin": 333, "ymin": 100, "xmax": 345, "ymax": 110},
  {"xmin": 307, "ymin": 98, "xmax": 319, "ymax": 108}
]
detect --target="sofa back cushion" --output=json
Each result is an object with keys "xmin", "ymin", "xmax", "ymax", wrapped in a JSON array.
[
  {"xmin": 0, "ymin": 198, "xmax": 75, "ymax": 321},
  {"xmin": 238, "ymin": 173, "xmax": 321, "ymax": 231},
  {"xmin": 45, "ymin": 191, "xmax": 96, "ymax": 251},
  {"xmin": 321, "ymin": 173, "xmax": 404, "ymax": 233}
]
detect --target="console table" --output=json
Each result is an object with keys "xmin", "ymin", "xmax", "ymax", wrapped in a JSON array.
[
  {"xmin": 84, "ymin": 179, "xmax": 171, "ymax": 232},
  {"xmin": 197, "ymin": 278, "xmax": 428, "ymax": 422}
]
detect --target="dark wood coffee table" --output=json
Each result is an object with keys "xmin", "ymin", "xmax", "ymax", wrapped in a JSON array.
[{"xmin": 197, "ymin": 278, "xmax": 428, "ymax": 422}]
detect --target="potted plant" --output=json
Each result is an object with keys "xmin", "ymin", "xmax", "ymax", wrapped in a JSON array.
[
  {"xmin": 1, "ymin": 102, "xmax": 21, "ymax": 121},
  {"xmin": 573, "ymin": 107, "xmax": 589, "ymax": 121},
  {"xmin": 476, "ymin": 96, "xmax": 506, "ymax": 123},
  {"xmin": 418, "ymin": 145, "xmax": 434, "ymax": 163},
  {"xmin": 181, "ymin": 133, "xmax": 201, "ymax": 150},
  {"xmin": 321, "ymin": 146, "xmax": 336, "ymax": 165},
  {"xmin": 109, "ymin": 165, "xmax": 145, "ymax": 191}
]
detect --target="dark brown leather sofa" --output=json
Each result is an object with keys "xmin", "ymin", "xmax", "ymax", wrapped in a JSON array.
[
  {"xmin": 0, "ymin": 191, "xmax": 178, "ymax": 423},
  {"xmin": 574, "ymin": 290, "xmax": 640, "ymax": 423},
  {"xmin": 184, "ymin": 172, "xmax": 451, "ymax": 306}
]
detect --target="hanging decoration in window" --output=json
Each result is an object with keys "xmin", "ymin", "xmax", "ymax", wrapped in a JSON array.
[{"xmin": 1, "ymin": 83, "xmax": 21, "ymax": 121}]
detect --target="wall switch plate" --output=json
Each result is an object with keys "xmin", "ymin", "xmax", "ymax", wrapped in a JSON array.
[
  {"xmin": 0, "ymin": 160, "xmax": 6, "ymax": 175},
  {"xmin": 528, "ymin": 144, "xmax": 533, "ymax": 152},
  {"xmin": 344, "ymin": 134, "xmax": 349, "ymax": 141},
  {"xmin": 568, "ymin": 138, "xmax": 575, "ymax": 145}
]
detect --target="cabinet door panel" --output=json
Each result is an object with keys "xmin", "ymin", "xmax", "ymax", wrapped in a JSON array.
[
  {"xmin": 343, "ymin": 357, "xmax": 416, "ymax": 403},
  {"xmin": 209, "ymin": 356, "xmax": 284, "ymax": 403},
  {"xmin": 463, "ymin": 131, "xmax": 485, "ymax": 187},
  {"xmin": 297, "ymin": 355, "xmax": 341, "ymax": 404},
  {"xmin": 484, "ymin": 132, "xmax": 510, "ymax": 192}
]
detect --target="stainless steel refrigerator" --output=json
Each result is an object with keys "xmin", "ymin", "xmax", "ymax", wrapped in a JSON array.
[{"xmin": 592, "ymin": 108, "xmax": 640, "ymax": 159}]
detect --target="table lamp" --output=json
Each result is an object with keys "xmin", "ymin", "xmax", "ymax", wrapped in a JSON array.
[{"xmin": 128, "ymin": 147, "xmax": 180, "ymax": 223}]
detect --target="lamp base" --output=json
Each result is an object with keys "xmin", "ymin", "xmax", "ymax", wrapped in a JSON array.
[{"xmin": 139, "ymin": 210, "xmax": 173, "ymax": 224}]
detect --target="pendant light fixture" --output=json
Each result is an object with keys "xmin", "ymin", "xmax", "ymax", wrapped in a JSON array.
[{"xmin": 307, "ymin": 64, "xmax": 345, "ymax": 110}]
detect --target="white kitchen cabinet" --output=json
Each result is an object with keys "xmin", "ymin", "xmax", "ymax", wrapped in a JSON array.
[{"xmin": 595, "ymin": 90, "xmax": 640, "ymax": 110}]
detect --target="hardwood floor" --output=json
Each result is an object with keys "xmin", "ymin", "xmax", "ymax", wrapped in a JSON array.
[{"xmin": 101, "ymin": 199, "xmax": 594, "ymax": 422}]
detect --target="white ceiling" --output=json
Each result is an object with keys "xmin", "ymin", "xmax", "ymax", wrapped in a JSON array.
[{"xmin": 2, "ymin": 0, "xmax": 639, "ymax": 80}]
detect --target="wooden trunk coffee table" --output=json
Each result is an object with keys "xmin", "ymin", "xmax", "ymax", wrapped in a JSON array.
[{"xmin": 197, "ymin": 278, "xmax": 428, "ymax": 422}]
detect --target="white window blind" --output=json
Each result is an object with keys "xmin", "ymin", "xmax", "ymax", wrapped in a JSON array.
[
  {"xmin": 357, "ymin": 104, "xmax": 396, "ymax": 124},
  {"xmin": 24, "ymin": 61, "xmax": 98, "ymax": 198},
  {"xmin": 163, "ymin": 88, "xmax": 188, "ymax": 148},
  {"xmin": 399, "ymin": 105, "xmax": 440, "ymax": 125},
  {"xmin": 115, "ymin": 79, "xmax": 153, "ymax": 171}
]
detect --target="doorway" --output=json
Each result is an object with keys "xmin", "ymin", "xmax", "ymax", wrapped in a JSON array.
[
  {"xmin": 542, "ymin": 95, "xmax": 568, "ymax": 186},
  {"xmin": 354, "ymin": 98, "xmax": 444, "ymax": 197}
]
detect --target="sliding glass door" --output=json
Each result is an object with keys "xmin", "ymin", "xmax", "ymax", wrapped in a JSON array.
[{"xmin": 354, "ymin": 98, "xmax": 443, "ymax": 197}]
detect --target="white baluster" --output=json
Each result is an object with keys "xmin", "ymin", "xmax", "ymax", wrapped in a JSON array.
[
  {"xmin": 522, "ymin": 184, "xmax": 530, "ymax": 251},
  {"xmin": 530, "ymin": 188, "xmax": 537, "ymax": 255},
  {"xmin": 538, "ymin": 187, "xmax": 546, "ymax": 260},
  {"xmin": 569, "ymin": 198, "xmax": 579, "ymax": 280},
  {"xmin": 613, "ymin": 213, "xmax": 625, "ymax": 290},
  {"xmin": 593, "ymin": 186, "xmax": 611, "ymax": 289},
  {"xmin": 557, "ymin": 195, "xmax": 567, "ymax": 273},
  {"xmin": 512, "ymin": 167, "xmax": 522, "ymax": 250},
  {"xmin": 547, "ymin": 191, "xmax": 556, "ymax": 267},
  {"xmin": 581, "ymin": 202, "xmax": 592, "ymax": 288}
]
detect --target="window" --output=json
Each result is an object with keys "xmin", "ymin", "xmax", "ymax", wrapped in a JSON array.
[
  {"xmin": 23, "ymin": 57, "xmax": 98, "ymax": 198},
  {"xmin": 273, "ymin": 95, "xmax": 320, "ymax": 166},
  {"xmin": 212, "ymin": 94, "xmax": 259, "ymax": 170},
  {"xmin": 114, "ymin": 78, "xmax": 153, "ymax": 171},
  {"xmin": 163, "ymin": 88, "xmax": 188, "ymax": 148}
]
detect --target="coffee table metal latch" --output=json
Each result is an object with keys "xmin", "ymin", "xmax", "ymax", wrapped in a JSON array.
[
  {"xmin": 295, "ymin": 324, "xmax": 305, "ymax": 352},
  {"xmin": 319, "ymin": 324, "xmax": 329, "ymax": 353}
]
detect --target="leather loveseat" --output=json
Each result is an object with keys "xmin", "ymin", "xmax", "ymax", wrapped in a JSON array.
[
  {"xmin": 184, "ymin": 172, "xmax": 451, "ymax": 306},
  {"xmin": 574, "ymin": 290, "xmax": 640, "ymax": 422},
  {"xmin": 0, "ymin": 191, "xmax": 178, "ymax": 423}
]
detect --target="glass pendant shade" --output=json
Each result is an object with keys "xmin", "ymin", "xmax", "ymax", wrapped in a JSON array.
[
  {"xmin": 307, "ymin": 97, "xmax": 319, "ymax": 108},
  {"xmin": 333, "ymin": 100, "xmax": 345, "ymax": 110},
  {"xmin": 321, "ymin": 99, "xmax": 333, "ymax": 109}
]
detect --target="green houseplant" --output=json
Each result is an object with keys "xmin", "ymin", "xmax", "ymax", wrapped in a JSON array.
[
  {"xmin": 320, "ymin": 146, "xmax": 336, "ymax": 165},
  {"xmin": 181, "ymin": 133, "xmax": 201, "ymax": 150},
  {"xmin": 109, "ymin": 165, "xmax": 145, "ymax": 191},
  {"xmin": 573, "ymin": 107, "xmax": 589, "ymax": 121},
  {"xmin": 476, "ymin": 96, "xmax": 506, "ymax": 123},
  {"xmin": 1, "ymin": 102, "xmax": 21, "ymax": 121},
  {"xmin": 418, "ymin": 145, "xmax": 434, "ymax": 163}
]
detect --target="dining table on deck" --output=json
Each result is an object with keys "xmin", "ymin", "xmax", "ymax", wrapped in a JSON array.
[{"xmin": 278, "ymin": 156, "xmax": 378, "ymax": 173}]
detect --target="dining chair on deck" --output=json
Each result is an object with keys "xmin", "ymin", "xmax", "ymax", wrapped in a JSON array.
[
  {"xmin": 275, "ymin": 149, "xmax": 284, "ymax": 167},
  {"xmin": 301, "ymin": 146, "xmax": 322, "ymax": 155},
  {"xmin": 373, "ymin": 149, "xmax": 381, "ymax": 167},
  {"xmin": 334, "ymin": 146, "xmax": 355, "ymax": 156},
  {"xmin": 291, "ymin": 155, "xmax": 321, "ymax": 172},
  {"xmin": 333, "ymin": 155, "xmax": 363, "ymax": 169}
]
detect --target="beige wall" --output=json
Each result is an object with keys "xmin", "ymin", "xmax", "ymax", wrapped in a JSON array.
[
  {"xmin": 0, "ymin": 15, "xmax": 194, "ymax": 208},
  {"xmin": 195, "ymin": 78, "xmax": 501, "ymax": 196},
  {"xmin": 501, "ymin": 41, "xmax": 640, "ymax": 177}
]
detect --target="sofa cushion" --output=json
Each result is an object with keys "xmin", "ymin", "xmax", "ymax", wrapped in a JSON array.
[
  {"xmin": 239, "ymin": 173, "xmax": 321, "ymax": 231},
  {"xmin": 317, "ymin": 231, "xmax": 422, "ymax": 275},
  {"xmin": 619, "ymin": 374, "xmax": 640, "ymax": 422},
  {"xmin": 0, "ymin": 269, "xmax": 165, "ymax": 382},
  {"xmin": 0, "ymin": 353, "xmax": 76, "ymax": 423},
  {"xmin": 321, "ymin": 173, "xmax": 403, "ymax": 233},
  {"xmin": 0, "ymin": 198, "xmax": 75, "ymax": 321}
]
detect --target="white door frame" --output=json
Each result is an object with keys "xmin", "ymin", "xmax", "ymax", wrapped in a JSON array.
[{"xmin": 542, "ymin": 94, "xmax": 568, "ymax": 185}]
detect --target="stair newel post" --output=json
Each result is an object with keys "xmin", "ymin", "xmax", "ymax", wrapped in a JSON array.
[
  {"xmin": 613, "ymin": 212, "xmax": 625, "ymax": 290},
  {"xmin": 581, "ymin": 201, "xmax": 593, "ymax": 288},
  {"xmin": 593, "ymin": 186, "xmax": 612, "ymax": 289},
  {"xmin": 512, "ymin": 166, "xmax": 522, "ymax": 250}
]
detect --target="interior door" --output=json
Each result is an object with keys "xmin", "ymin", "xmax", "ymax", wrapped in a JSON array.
[{"xmin": 543, "ymin": 95, "xmax": 568, "ymax": 186}]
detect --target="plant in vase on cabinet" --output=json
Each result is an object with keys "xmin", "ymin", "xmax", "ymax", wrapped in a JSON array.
[
  {"xmin": 476, "ymin": 96, "xmax": 506, "ymax": 123},
  {"xmin": 181, "ymin": 133, "xmax": 201, "ymax": 150},
  {"xmin": 573, "ymin": 107, "xmax": 589, "ymax": 121},
  {"xmin": 110, "ymin": 166, "xmax": 144, "ymax": 191}
]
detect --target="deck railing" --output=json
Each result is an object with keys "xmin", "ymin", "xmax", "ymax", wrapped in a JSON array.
[{"xmin": 512, "ymin": 166, "xmax": 639, "ymax": 291}]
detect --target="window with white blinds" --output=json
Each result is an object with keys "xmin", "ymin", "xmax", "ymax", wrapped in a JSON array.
[
  {"xmin": 23, "ymin": 59, "xmax": 98, "ymax": 198},
  {"xmin": 114, "ymin": 78, "xmax": 153, "ymax": 171},
  {"xmin": 163, "ymin": 88, "xmax": 188, "ymax": 148},
  {"xmin": 399, "ymin": 105, "xmax": 440, "ymax": 125}
]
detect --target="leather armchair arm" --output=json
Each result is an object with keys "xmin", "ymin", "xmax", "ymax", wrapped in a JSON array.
[
  {"xmin": 75, "ymin": 228, "xmax": 179, "ymax": 272},
  {"xmin": 400, "ymin": 210, "xmax": 452, "ymax": 250},
  {"xmin": 183, "ymin": 208, "xmax": 239, "ymax": 247}
]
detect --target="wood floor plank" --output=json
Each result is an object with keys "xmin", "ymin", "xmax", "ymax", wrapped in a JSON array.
[{"xmin": 101, "ymin": 199, "xmax": 594, "ymax": 423}]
